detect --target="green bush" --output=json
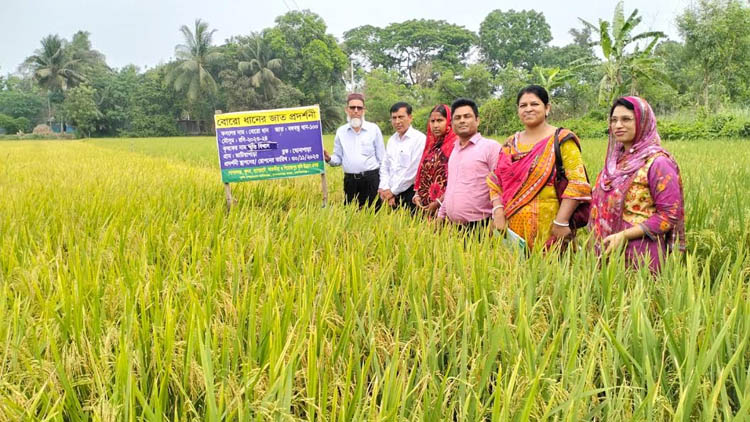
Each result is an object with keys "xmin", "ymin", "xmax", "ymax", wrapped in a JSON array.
[
  {"xmin": 552, "ymin": 116, "xmax": 608, "ymax": 139},
  {"xmin": 411, "ymin": 105, "xmax": 433, "ymax": 135},
  {"xmin": 120, "ymin": 114, "xmax": 180, "ymax": 137},
  {"xmin": 659, "ymin": 111, "xmax": 750, "ymax": 140},
  {"xmin": 549, "ymin": 110, "xmax": 750, "ymax": 141},
  {"xmin": 478, "ymin": 98, "xmax": 522, "ymax": 137},
  {"xmin": 0, "ymin": 113, "xmax": 30, "ymax": 134},
  {"xmin": 14, "ymin": 117, "xmax": 31, "ymax": 133},
  {"xmin": 0, "ymin": 113, "xmax": 16, "ymax": 133}
]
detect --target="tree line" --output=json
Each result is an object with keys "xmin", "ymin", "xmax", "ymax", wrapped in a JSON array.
[{"xmin": 1, "ymin": 0, "xmax": 749, "ymax": 138}]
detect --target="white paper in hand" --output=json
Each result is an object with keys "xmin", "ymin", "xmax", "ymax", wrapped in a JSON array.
[{"xmin": 501, "ymin": 227, "xmax": 527, "ymax": 251}]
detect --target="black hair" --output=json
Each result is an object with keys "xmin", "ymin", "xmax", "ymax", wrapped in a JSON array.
[
  {"xmin": 450, "ymin": 98, "xmax": 479, "ymax": 118},
  {"xmin": 516, "ymin": 84, "xmax": 549, "ymax": 106},
  {"xmin": 609, "ymin": 97, "xmax": 635, "ymax": 117},
  {"xmin": 390, "ymin": 102, "xmax": 412, "ymax": 115},
  {"xmin": 430, "ymin": 104, "xmax": 448, "ymax": 118}
]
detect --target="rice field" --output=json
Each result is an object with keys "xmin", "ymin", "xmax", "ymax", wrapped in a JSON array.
[{"xmin": 1, "ymin": 135, "xmax": 749, "ymax": 421}]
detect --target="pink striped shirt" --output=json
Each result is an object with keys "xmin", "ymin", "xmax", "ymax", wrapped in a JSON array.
[{"xmin": 438, "ymin": 133, "xmax": 501, "ymax": 223}]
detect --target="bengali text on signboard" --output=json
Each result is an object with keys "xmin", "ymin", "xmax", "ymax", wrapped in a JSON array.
[{"xmin": 215, "ymin": 106, "xmax": 325, "ymax": 183}]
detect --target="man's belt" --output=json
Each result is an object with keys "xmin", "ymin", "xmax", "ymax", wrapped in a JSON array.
[{"xmin": 344, "ymin": 168, "xmax": 379, "ymax": 179}]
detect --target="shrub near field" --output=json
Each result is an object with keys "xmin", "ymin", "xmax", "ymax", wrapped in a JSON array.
[{"xmin": 0, "ymin": 137, "xmax": 749, "ymax": 421}]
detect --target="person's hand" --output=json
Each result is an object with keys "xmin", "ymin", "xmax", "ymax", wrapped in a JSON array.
[
  {"xmin": 413, "ymin": 194, "xmax": 422, "ymax": 206},
  {"xmin": 323, "ymin": 150, "xmax": 331, "ymax": 162},
  {"xmin": 388, "ymin": 197, "xmax": 396, "ymax": 207},
  {"xmin": 379, "ymin": 189, "xmax": 394, "ymax": 202},
  {"xmin": 492, "ymin": 215, "xmax": 507, "ymax": 233},
  {"xmin": 425, "ymin": 201, "xmax": 440, "ymax": 215},
  {"xmin": 603, "ymin": 231, "xmax": 628, "ymax": 254},
  {"xmin": 550, "ymin": 223, "xmax": 573, "ymax": 242}
]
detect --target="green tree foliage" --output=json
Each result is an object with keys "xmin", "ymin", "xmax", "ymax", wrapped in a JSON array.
[
  {"xmin": 218, "ymin": 69, "xmax": 260, "ymax": 112},
  {"xmin": 88, "ymin": 65, "xmax": 139, "ymax": 135},
  {"xmin": 68, "ymin": 31, "xmax": 109, "ymax": 77},
  {"xmin": 0, "ymin": 89, "xmax": 44, "ymax": 122},
  {"xmin": 342, "ymin": 25, "xmax": 391, "ymax": 70},
  {"xmin": 62, "ymin": 84, "xmax": 101, "ymax": 137},
  {"xmin": 265, "ymin": 10, "xmax": 348, "ymax": 131},
  {"xmin": 167, "ymin": 19, "xmax": 222, "ymax": 104},
  {"xmin": 237, "ymin": 33, "xmax": 283, "ymax": 102},
  {"xmin": 537, "ymin": 27, "xmax": 601, "ymax": 117},
  {"xmin": 344, "ymin": 20, "xmax": 476, "ymax": 85},
  {"xmin": 24, "ymin": 35, "xmax": 86, "ymax": 94},
  {"xmin": 677, "ymin": 0, "xmax": 750, "ymax": 106},
  {"xmin": 0, "ymin": 113, "xmax": 31, "ymax": 134},
  {"xmin": 479, "ymin": 9, "xmax": 552, "ymax": 72},
  {"xmin": 580, "ymin": 1, "xmax": 674, "ymax": 105},
  {"xmin": 478, "ymin": 66, "xmax": 530, "ymax": 136},
  {"xmin": 5, "ymin": 4, "xmax": 747, "ymax": 137},
  {"xmin": 24, "ymin": 34, "xmax": 86, "ymax": 121},
  {"xmin": 123, "ymin": 67, "xmax": 181, "ymax": 137},
  {"xmin": 635, "ymin": 41, "xmax": 692, "ymax": 113},
  {"xmin": 362, "ymin": 69, "xmax": 416, "ymax": 132},
  {"xmin": 433, "ymin": 64, "xmax": 495, "ymax": 104}
]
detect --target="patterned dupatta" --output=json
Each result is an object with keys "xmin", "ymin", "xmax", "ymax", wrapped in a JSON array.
[
  {"xmin": 493, "ymin": 133, "xmax": 557, "ymax": 218},
  {"xmin": 590, "ymin": 96, "xmax": 686, "ymax": 250},
  {"xmin": 414, "ymin": 104, "xmax": 457, "ymax": 200}
]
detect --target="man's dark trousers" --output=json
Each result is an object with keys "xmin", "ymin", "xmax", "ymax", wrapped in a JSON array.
[{"xmin": 344, "ymin": 169, "xmax": 380, "ymax": 208}]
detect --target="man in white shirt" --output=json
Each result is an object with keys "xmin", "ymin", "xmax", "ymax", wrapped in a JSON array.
[
  {"xmin": 378, "ymin": 102, "xmax": 426, "ymax": 211},
  {"xmin": 324, "ymin": 93, "xmax": 385, "ymax": 208}
]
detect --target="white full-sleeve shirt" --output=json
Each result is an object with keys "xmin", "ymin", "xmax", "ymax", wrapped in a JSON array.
[
  {"xmin": 378, "ymin": 126, "xmax": 426, "ymax": 195},
  {"xmin": 327, "ymin": 120, "xmax": 385, "ymax": 174}
]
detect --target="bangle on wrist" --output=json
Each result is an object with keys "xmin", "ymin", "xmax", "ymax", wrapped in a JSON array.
[
  {"xmin": 492, "ymin": 204, "xmax": 504, "ymax": 214},
  {"xmin": 436, "ymin": 199, "xmax": 443, "ymax": 207},
  {"xmin": 553, "ymin": 219, "xmax": 569, "ymax": 227}
]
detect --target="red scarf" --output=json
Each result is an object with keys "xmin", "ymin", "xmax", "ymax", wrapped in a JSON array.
[{"xmin": 414, "ymin": 105, "xmax": 457, "ymax": 193}]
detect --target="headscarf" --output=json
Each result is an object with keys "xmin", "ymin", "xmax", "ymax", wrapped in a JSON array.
[
  {"xmin": 414, "ymin": 104, "xmax": 457, "ymax": 197},
  {"xmin": 590, "ymin": 96, "xmax": 685, "ymax": 250}
]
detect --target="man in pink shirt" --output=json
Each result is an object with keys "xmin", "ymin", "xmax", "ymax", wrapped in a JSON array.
[{"xmin": 437, "ymin": 98, "xmax": 501, "ymax": 231}]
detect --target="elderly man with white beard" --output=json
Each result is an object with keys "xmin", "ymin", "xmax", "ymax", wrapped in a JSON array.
[{"xmin": 324, "ymin": 93, "xmax": 385, "ymax": 208}]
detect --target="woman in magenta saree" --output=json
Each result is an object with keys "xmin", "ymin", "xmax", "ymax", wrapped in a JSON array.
[
  {"xmin": 487, "ymin": 85, "xmax": 591, "ymax": 249},
  {"xmin": 590, "ymin": 96, "xmax": 686, "ymax": 272}
]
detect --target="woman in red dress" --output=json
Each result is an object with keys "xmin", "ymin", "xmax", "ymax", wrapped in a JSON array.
[{"xmin": 412, "ymin": 104, "xmax": 457, "ymax": 217}]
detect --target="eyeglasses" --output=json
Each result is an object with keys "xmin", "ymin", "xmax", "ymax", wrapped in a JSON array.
[
  {"xmin": 609, "ymin": 117, "xmax": 635, "ymax": 125},
  {"xmin": 348, "ymin": 106, "xmax": 364, "ymax": 111}
]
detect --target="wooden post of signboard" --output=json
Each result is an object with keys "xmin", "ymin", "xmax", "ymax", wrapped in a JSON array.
[
  {"xmin": 215, "ymin": 109, "xmax": 234, "ymax": 213},
  {"xmin": 316, "ymin": 104, "xmax": 328, "ymax": 208},
  {"xmin": 224, "ymin": 183, "xmax": 234, "ymax": 212},
  {"xmin": 321, "ymin": 173, "xmax": 328, "ymax": 208}
]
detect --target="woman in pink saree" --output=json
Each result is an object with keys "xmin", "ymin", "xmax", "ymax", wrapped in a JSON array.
[
  {"xmin": 488, "ymin": 85, "xmax": 591, "ymax": 249},
  {"xmin": 590, "ymin": 96, "xmax": 686, "ymax": 272}
]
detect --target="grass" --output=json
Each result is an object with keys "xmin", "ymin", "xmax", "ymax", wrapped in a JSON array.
[{"xmin": 0, "ymin": 135, "xmax": 748, "ymax": 421}]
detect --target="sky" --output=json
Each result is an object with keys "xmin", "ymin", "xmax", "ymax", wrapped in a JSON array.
[{"xmin": 1, "ymin": 0, "xmax": 692, "ymax": 75}]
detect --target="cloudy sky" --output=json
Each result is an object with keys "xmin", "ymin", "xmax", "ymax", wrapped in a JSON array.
[{"xmin": 2, "ymin": 0, "xmax": 691, "ymax": 75}]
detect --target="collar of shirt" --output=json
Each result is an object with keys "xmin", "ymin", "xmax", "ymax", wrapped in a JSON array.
[
  {"xmin": 347, "ymin": 120, "xmax": 370, "ymax": 133},
  {"xmin": 395, "ymin": 126, "xmax": 416, "ymax": 142},
  {"xmin": 457, "ymin": 132, "xmax": 482, "ymax": 149}
]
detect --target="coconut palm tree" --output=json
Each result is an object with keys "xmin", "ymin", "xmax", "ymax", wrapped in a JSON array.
[
  {"xmin": 167, "ymin": 19, "xmax": 222, "ymax": 103},
  {"xmin": 579, "ymin": 1, "xmax": 674, "ymax": 105},
  {"xmin": 24, "ymin": 34, "xmax": 85, "ymax": 123},
  {"xmin": 238, "ymin": 33, "xmax": 283, "ymax": 102}
]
